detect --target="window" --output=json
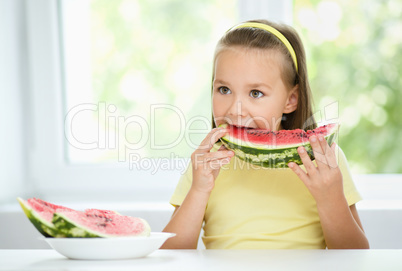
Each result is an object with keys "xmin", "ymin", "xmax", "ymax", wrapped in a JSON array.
[
  {"xmin": 60, "ymin": 0, "xmax": 293, "ymax": 166},
  {"xmin": 26, "ymin": 0, "xmax": 293, "ymax": 202},
  {"xmin": 61, "ymin": 0, "xmax": 237, "ymax": 164},
  {"xmin": 23, "ymin": 0, "xmax": 401, "ymax": 203}
]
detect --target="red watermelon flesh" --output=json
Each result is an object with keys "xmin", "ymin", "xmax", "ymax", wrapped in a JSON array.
[
  {"xmin": 53, "ymin": 210, "xmax": 151, "ymax": 237},
  {"xmin": 226, "ymin": 123, "xmax": 338, "ymax": 148},
  {"xmin": 26, "ymin": 198, "xmax": 74, "ymax": 224},
  {"xmin": 27, "ymin": 198, "xmax": 118, "ymax": 222},
  {"xmin": 220, "ymin": 123, "xmax": 339, "ymax": 168},
  {"xmin": 85, "ymin": 208, "xmax": 120, "ymax": 216}
]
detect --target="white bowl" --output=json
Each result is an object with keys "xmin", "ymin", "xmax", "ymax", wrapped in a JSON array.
[{"xmin": 41, "ymin": 232, "xmax": 176, "ymax": 260}]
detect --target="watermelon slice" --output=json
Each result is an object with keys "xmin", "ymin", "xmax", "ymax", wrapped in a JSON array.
[
  {"xmin": 18, "ymin": 197, "xmax": 151, "ymax": 238},
  {"xmin": 220, "ymin": 123, "xmax": 339, "ymax": 168}
]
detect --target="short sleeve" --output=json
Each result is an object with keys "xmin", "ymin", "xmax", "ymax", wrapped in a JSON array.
[
  {"xmin": 169, "ymin": 161, "xmax": 193, "ymax": 207},
  {"xmin": 336, "ymin": 145, "xmax": 362, "ymax": 206}
]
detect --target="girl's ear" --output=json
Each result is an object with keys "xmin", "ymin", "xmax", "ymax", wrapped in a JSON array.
[{"xmin": 283, "ymin": 85, "xmax": 299, "ymax": 114}]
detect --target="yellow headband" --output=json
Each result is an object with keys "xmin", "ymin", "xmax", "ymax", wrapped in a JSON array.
[{"xmin": 230, "ymin": 22, "xmax": 298, "ymax": 72}]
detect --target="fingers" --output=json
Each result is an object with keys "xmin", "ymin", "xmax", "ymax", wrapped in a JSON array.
[
  {"xmin": 210, "ymin": 157, "xmax": 232, "ymax": 170},
  {"xmin": 193, "ymin": 151, "xmax": 234, "ymax": 170},
  {"xmin": 296, "ymin": 146, "xmax": 316, "ymax": 174},
  {"xmin": 323, "ymin": 139, "xmax": 338, "ymax": 168},
  {"xmin": 197, "ymin": 127, "xmax": 228, "ymax": 153},
  {"xmin": 316, "ymin": 136, "xmax": 338, "ymax": 169},
  {"xmin": 308, "ymin": 135, "xmax": 339, "ymax": 170},
  {"xmin": 192, "ymin": 127, "xmax": 233, "ymax": 172},
  {"xmin": 194, "ymin": 151, "xmax": 234, "ymax": 164},
  {"xmin": 289, "ymin": 135, "xmax": 331, "ymax": 177},
  {"xmin": 288, "ymin": 162, "xmax": 309, "ymax": 185},
  {"xmin": 218, "ymin": 144, "xmax": 228, "ymax": 151},
  {"xmin": 309, "ymin": 135, "xmax": 327, "ymax": 169}
]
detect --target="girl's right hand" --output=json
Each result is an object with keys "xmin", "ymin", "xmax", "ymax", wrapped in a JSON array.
[{"xmin": 190, "ymin": 127, "xmax": 234, "ymax": 194}]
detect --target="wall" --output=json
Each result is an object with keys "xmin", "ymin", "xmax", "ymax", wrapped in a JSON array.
[{"xmin": 0, "ymin": 0, "xmax": 30, "ymax": 203}]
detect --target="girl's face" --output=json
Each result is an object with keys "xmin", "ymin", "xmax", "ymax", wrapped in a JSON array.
[{"xmin": 212, "ymin": 47, "xmax": 298, "ymax": 131}]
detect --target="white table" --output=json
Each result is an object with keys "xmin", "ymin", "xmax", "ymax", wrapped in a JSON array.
[{"xmin": 1, "ymin": 249, "xmax": 402, "ymax": 271}]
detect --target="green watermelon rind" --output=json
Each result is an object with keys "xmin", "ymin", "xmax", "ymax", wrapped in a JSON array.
[
  {"xmin": 17, "ymin": 197, "xmax": 65, "ymax": 238},
  {"xmin": 220, "ymin": 127, "xmax": 338, "ymax": 169},
  {"xmin": 52, "ymin": 213, "xmax": 103, "ymax": 238}
]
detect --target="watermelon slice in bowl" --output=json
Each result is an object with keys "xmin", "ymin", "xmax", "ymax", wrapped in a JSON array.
[
  {"xmin": 52, "ymin": 209, "xmax": 151, "ymax": 238},
  {"xmin": 18, "ymin": 197, "xmax": 175, "ymax": 260},
  {"xmin": 18, "ymin": 197, "xmax": 151, "ymax": 238},
  {"xmin": 220, "ymin": 123, "xmax": 339, "ymax": 168}
]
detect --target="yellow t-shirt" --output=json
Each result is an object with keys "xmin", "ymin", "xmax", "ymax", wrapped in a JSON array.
[{"xmin": 169, "ymin": 142, "xmax": 362, "ymax": 249}]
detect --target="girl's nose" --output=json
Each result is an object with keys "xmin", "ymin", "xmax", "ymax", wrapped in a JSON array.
[{"xmin": 227, "ymin": 100, "xmax": 247, "ymax": 117}]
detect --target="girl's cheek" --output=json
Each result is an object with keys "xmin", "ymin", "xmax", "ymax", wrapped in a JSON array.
[{"xmin": 212, "ymin": 95, "xmax": 227, "ymax": 114}]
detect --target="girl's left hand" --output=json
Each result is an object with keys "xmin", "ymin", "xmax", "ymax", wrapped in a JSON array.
[{"xmin": 288, "ymin": 135, "xmax": 344, "ymax": 205}]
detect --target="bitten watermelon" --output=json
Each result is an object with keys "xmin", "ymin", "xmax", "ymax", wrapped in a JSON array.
[
  {"xmin": 220, "ymin": 123, "xmax": 339, "ymax": 168},
  {"xmin": 18, "ymin": 197, "xmax": 151, "ymax": 238}
]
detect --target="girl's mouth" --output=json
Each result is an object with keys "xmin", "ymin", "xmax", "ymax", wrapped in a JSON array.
[{"xmin": 230, "ymin": 124, "xmax": 257, "ymax": 130}]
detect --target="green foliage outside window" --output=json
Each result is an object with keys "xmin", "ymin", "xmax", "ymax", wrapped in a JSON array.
[
  {"xmin": 88, "ymin": 0, "xmax": 236, "ymax": 161},
  {"xmin": 294, "ymin": 0, "xmax": 402, "ymax": 173}
]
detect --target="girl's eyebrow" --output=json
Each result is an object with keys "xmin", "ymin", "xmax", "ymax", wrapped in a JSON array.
[
  {"xmin": 213, "ymin": 79, "xmax": 230, "ymax": 86},
  {"xmin": 247, "ymin": 83, "xmax": 272, "ymax": 90}
]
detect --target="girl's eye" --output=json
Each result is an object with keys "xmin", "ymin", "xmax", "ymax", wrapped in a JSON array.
[
  {"xmin": 218, "ymin": 87, "xmax": 231, "ymax": 95},
  {"xmin": 250, "ymin": 90, "xmax": 263, "ymax": 98}
]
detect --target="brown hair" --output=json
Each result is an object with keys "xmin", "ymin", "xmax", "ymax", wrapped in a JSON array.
[{"xmin": 211, "ymin": 19, "xmax": 316, "ymax": 131}]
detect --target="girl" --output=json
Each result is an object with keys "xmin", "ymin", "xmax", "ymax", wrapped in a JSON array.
[{"xmin": 162, "ymin": 20, "xmax": 369, "ymax": 249}]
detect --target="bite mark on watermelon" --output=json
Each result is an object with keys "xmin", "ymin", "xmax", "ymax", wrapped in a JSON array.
[{"xmin": 220, "ymin": 123, "xmax": 339, "ymax": 168}]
